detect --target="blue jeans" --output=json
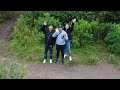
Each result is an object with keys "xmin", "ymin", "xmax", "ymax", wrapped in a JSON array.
[
  {"xmin": 44, "ymin": 44, "xmax": 53, "ymax": 59},
  {"xmin": 64, "ymin": 40, "xmax": 72, "ymax": 57}
]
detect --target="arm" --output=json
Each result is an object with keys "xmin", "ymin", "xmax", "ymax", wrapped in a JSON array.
[
  {"xmin": 42, "ymin": 21, "xmax": 47, "ymax": 34},
  {"xmin": 70, "ymin": 23, "xmax": 74, "ymax": 32},
  {"xmin": 52, "ymin": 28, "xmax": 59, "ymax": 38},
  {"xmin": 70, "ymin": 18, "xmax": 76, "ymax": 32},
  {"xmin": 63, "ymin": 32, "xmax": 68, "ymax": 41},
  {"xmin": 52, "ymin": 31, "xmax": 58, "ymax": 38}
]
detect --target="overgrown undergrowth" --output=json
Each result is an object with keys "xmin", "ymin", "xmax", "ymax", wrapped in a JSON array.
[{"xmin": 0, "ymin": 41, "xmax": 120, "ymax": 67}]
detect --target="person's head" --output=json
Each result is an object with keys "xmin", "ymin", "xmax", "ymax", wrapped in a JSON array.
[
  {"xmin": 58, "ymin": 25, "xmax": 63, "ymax": 32},
  {"xmin": 65, "ymin": 23, "xmax": 69, "ymax": 29},
  {"xmin": 48, "ymin": 24, "xmax": 54, "ymax": 32}
]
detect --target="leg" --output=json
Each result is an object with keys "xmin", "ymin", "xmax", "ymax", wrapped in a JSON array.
[
  {"xmin": 44, "ymin": 44, "xmax": 48, "ymax": 59},
  {"xmin": 61, "ymin": 45, "xmax": 65, "ymax": 64},
  {"xmin": 43, "ymin": 44, "xmax": 48, "ymax": 63},
  {"xmin": 67, "ymin": 40, "xmax": 72, "ymax": 57},
  {"xmin": 67, "ymin": 40, "xmax": 72, "ymax": 61},
  {"xmin": 64, "ymin": 41, "xmax": 67, "ymax": 58},
  {"xmin": 49, "ymin": 47, "xmax": 53, "ymax": 59},
  {"xmin": 56, "ymin": 45, "xmax": 60, "ymax": 63},
  {"xmin": 49, "ymin": 46, "xmax": 53, "ymax": 63}
]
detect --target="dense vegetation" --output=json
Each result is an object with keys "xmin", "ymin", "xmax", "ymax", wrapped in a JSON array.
[
  {"xmin": 0, "ymin": 11, "xmax": 12, "ymax": 23},
  {"xmin": 0, "ymin": 58, "xmax": 29, "ymax": 79},
  {"xmin": 1, "ymin": 11, "xmax": 119, "ymax": 65}
]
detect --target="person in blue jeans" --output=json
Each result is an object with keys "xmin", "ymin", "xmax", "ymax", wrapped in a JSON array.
[
  {"xmin": 63, "ymin": 18, "xmax": 76, "ymax": 61},
  {"xmin": 52, "ymin": 25, "xmax": 68, "ymax": 65},
  {"xmin": 42, "ymin": 21, "xmax": 55, "ymax": 64}
]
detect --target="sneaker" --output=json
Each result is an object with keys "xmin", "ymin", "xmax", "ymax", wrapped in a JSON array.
[
  {"xmin": 64, "ymin": 54, "xmax": 67, "ymax": 58},
  {"xmin": 50, "ymin": 59, "xmax": 52, "ymax": 64},
  {"xmin": 69, "ymin": 57, "xmax": 72, "ymax": 61},
  {"xmin": 43, "ymin": 59, "xmax": 46, "ymax": 63}
]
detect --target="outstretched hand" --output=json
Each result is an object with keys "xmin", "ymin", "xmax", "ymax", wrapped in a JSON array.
[
  {"xmin": 43, "ymin": 21, "xmax": 47, "ymax": 25},
  {"xmin": 72, "ymin": 18, "xmax": 76, "ymax": 23},
  {"xmin": 55, "ymin": 28, "xmax": 58, "ymax": 32}
]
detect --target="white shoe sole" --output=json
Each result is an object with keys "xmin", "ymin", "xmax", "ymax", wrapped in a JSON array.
[
  {"xmin": 64, "ymin": 55, "xmax": 67, "ymax": 58},
  {"xmin": 43, "ymin": 60, "xmax": 46, "ymax": 63},
  {"xmin": 70, "ymin": 59, "xmax": 72, "ymax": 61},
  {"xmin": 69, "ymin": 57, "xmax": 72, "ymax": 61}
]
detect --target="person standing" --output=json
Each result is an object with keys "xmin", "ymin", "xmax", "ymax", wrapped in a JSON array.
[
  {"xmin": 42, "ymin": 21, "xmax": 55, "ymax": 64},
  {"xmin": 52, "ymin": 25, "xmax": 68, "ymax": 65},
  {"xmin": 63, "ymin": 18, "xmax": 76, "ymax": 61}
]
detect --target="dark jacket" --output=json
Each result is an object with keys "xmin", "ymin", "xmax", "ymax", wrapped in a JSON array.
[
  {"xmin": 63, "ymin": 23, "xmax": 74, "ymax": 40},
  {"xmin": 42, "ymin": 25, "xmax": 55, "ymax": 46}
]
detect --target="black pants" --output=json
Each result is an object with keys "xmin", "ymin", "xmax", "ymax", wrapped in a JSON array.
[
  {"xmin": 56, "ymin": 44, "xmax": 65, "ymax": 64},
  {"xmin": 44, "ymin": 44, "xmax": 53, "ymax": 59}
]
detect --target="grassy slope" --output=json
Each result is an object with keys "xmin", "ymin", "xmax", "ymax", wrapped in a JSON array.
[{"xmin": 0, "ymin": 41, "xmax": 120, "ymax": 68}]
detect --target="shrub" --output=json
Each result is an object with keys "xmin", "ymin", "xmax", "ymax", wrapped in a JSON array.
[
  {"xmin": 105, "ymin": 24, "xmax": 120, "ymax": 54},
  {"xmin": 0, "ymin": 58, "xmax": 29, "ymax": 79},
  {"xmin": 10, "ymin": 12, "xmax": 60, "ymax": 61},
  {"xmin": 71, "ymin": 19, "xmax": 93, "ymax": 48},
  {"xmin": 0, "ymin": 11, "xmax": 12, "ymax": 23}
]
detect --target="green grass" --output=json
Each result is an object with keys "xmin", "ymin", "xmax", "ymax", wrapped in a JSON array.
[{"xmin": 0, "ymin": 41, "xmax": 120, "ymax": 68}]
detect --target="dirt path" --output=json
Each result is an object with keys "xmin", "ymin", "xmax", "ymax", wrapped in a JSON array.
[
  {"xmin": 1, "ymin": 13, "xmax": 120, "ymax": 79},
  {"xmin": 0, "ymin": 13, "xmax": 18, "ymax": 41},
  {"xmin": 26, "ymin": 63, "xmax": 120, "ymax": 79}
]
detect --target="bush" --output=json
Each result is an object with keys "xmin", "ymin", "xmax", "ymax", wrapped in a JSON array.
[
  {"xmin": 0, "ymin": 58, "xmax": 29, "ymax": 79},
  {"xmin": 71, "ymin": 19, "xmax": 93, "ymax": 48},
  {"xmin": 0, "ymin": 11, "xmax": 12, "ymax": 23},
  {"xmin": 36, "ymin": 12, "xmax": 60, "ymax": 30},
  {"xmin": 10, "ymin": 12, "xmax": 60, "ymax": 61},
  {"xmin": 105, "ymin": 24, "xmax": 120, "ymax": 54},
  {"xmin": 10, "ymin": 11, "xmax": 120, "ymax": 61}
]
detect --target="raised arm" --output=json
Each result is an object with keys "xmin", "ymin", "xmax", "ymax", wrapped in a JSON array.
[
  {"xmin": 42, "ymin": 21, "xmax": 47, "ymax": 34},
  {"xmin": 70, "ymin": 18, "xmax": 76, "ymax": 32},
  {"xmin": 52, "ymin": 28, "xmax": 59, "ymax": 38}
]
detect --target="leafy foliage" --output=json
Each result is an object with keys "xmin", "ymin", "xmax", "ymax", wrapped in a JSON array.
[
  {"xmin": 0, "ymin": 11, "xmax": 12, "ymax": 23},
  {"xmin": 105, "ymin": 25, "xmax": 120, "ymax": 54},
  {"xmin": 0, "ymin": 58, "xmax": 29, "ymax": 79}
]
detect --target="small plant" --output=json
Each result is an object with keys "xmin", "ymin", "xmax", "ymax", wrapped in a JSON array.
[
  {"xmin": 0, "ymin": 58, "xmax": 29, "ymax": 79},
  {"xmin": 107, "ymin": 54, "xmax": 119, "ymax": 65},
  {"xmin": 80, "ymin": 54, "xmax": 99, "ymax": 65}
]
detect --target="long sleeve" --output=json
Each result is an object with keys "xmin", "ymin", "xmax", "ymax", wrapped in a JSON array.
[
  {"xmin": 42, "ymin": 25, "xmax": 47, "ymax": 34},
  {"xmin": 52, "ymin": 31, "xmax": 60, "ymax": 38},
  {"xmin": 70, "ymin": 23, "xmax": 74, "ymax": 32},
  {"xmin": 66, "ymin": 33, "xmax": 68, "ymax": 40},
  {"xmin": 64, "ymin": 32, "xmax": 68, "ymax": 41},
  {"xmin": 52, "ymin": 32, "xmax": 57, "ymax": 38}
]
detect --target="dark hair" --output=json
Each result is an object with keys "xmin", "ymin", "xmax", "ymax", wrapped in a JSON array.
[
  {"xmin": 58, "ymin": 25, "xmax": 63, "ymax": 28},
  {"xmin": 65, "ymin": 23, "xmax": 69, "ymax": 26},
  {"xmin": 49, "ymin": 24, "xmax": 54, "ymax": 28}
]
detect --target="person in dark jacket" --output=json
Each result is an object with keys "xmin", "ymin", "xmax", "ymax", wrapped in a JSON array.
[
  {"xmin": 42, "ymin": 21, "xmax": 55, "ymax": 64},
  {"xmin": 63, "ymin": 18, "xmax": 76, "ymax": 61}
]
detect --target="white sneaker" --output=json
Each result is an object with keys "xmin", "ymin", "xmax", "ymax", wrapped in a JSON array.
[
  {"xmin": 50, "ymin": 59, "xmax": 52, "ymax": 64},
  {"xmin": 64, "ymin": 54, "xmax": 67, "ymax": 58},
  {"xmin": 69, "ymin": 57, "xmax": 72, "ymax": 61},
  {"xmin": 43, "ymin": 59, "xmax": 46, "ymax": 63}
]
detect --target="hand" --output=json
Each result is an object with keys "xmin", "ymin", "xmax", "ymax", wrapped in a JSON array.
[
  {"xmin": 72, "ymin": 18, "xmax": 76, "ymax": 23},
  {"xmin": 62, "ymin": 34, "xmax": 66, "ymax": 39},
  {"xmin": 43, "ymin": 21, "xmax": 47, "ymax": 25},
  {"xmin": 55, "ymin": 28, "xmax": 58, "ymax": 32}
]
